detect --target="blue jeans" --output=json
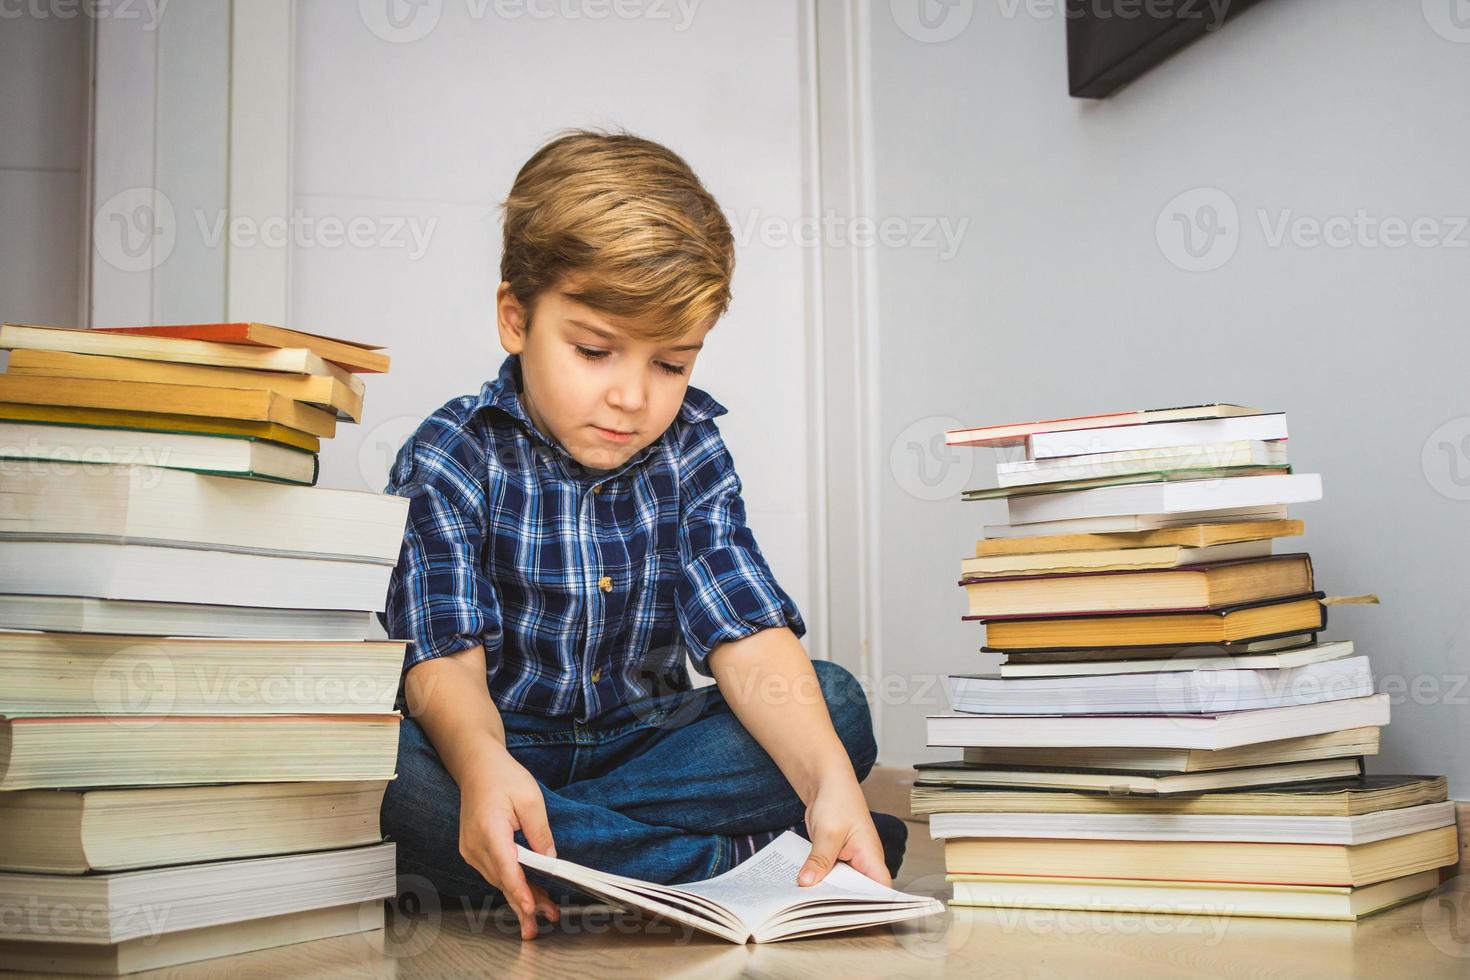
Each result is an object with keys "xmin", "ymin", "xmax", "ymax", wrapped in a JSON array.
[{"xmin": 380, "ymin": 660, "xmax": 879, "ymax": 905}]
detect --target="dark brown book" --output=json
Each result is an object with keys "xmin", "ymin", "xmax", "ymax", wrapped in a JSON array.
[
  {"xmin": 960, "ymin": 554, "xmax": 1314, "ymax": 619},
  {"xmin": 994, "ymin": 633, "xmax": 1319, "ymax": 663},
  {"xmin": 982, "ymin": 594, "xmax": 1326, "ymax": 651}
]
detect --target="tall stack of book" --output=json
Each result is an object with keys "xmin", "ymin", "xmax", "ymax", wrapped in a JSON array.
[
  {"xmin": 0, "ymin": 323, "xmax": 408, "ymax": 974},
  {"xmin": 918, "ymin": 405, "xmax": 1459, "ymax": 922}
]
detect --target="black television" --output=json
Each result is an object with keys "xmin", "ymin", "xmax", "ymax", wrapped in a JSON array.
[{"xmin": 1068, "ymin": 0, "xmax": 1269, "ymax": 98}]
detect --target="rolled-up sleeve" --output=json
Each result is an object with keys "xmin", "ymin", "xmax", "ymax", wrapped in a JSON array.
[
  {"xmin": 379, "ymin": 430, "xmax": 503, "ymax": 675},
  {"xmin": 674, "ymin": 421, "xmax": 807, "ymax": 673}
]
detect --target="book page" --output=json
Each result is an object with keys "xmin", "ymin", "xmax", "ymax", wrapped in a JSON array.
[{"xmin": 676, "ymin": 832, "xmax": 918, "ymax": 930}]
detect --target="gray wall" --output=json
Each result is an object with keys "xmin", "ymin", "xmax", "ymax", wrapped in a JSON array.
[
  {"xmin": 867, "ymin": 0, "xmax": 1470, "ymax": 796},
  {"xmin": 0, "ymin": 14, "xmax": 87, "ymax": 326}
]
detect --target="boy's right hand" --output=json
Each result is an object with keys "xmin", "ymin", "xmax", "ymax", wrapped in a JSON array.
[{"xmin": 457, "ymin": 749, "xmax": 560, "ymax": 940}]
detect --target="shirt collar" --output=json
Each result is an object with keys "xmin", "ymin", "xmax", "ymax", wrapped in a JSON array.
[{"xmin": 474, "ymin": 354, "xmax": 727, "ymax": 471}]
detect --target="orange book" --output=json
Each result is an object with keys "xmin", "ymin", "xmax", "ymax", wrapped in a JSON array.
[
  {"xmin": 7, "ymin": 350, "xmax": 364, "ymax": 422},
  {"xmin": 0, "ymin": 375, "xmax": 336, "ymax": 439},
  {"xmin": 1, "ymin": 323, "xmax": 361, "ymax": 382},
  {"xmin": 96, "ymin": 323, "xmax": 390, "ymax": 374},
  {"xmin": 0, "ymin": 402, "xmax": 320, "ymax": 454}
]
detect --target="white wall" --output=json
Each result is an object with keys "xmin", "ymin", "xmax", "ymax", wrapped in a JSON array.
[
  {"xmin": 0, "ymin": 14, "xmax": 87, "ymax": 326},
  {"xmin": 293, "ymin": 1, "xmax": 827, "ymax": 656},
  {"xmin": 867, "ymin": 0, "xmax": 1470, "ymax": 794}
]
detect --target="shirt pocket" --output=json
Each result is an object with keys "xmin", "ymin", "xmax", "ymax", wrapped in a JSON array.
[{"xmin": 618, "ymin": 547, "xmax": 689, "ymax": 695}]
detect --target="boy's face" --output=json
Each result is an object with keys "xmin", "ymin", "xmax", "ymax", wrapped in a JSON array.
[{"xmin": 497, "ymin": 279, "xmax": 712, "ymax": 473}]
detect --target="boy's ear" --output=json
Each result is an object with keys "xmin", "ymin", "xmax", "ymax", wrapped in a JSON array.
[{"xmin": 497, "ymin": 281, "xmax": 529, "ymax": 354}]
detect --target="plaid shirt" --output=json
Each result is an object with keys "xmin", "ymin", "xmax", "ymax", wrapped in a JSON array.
[{"xmin": 380, "ymin": 353, "xmax": 806, "ymax": 721}]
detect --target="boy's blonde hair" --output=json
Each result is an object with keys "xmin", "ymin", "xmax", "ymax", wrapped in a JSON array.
[{"xmin": 499, "ymin": 129, "xmax": 734, "ymax": 343}]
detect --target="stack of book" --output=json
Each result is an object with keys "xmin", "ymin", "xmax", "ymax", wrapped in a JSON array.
[
  {"xmin": 918, "ymin": 405, "xmax": 1459, "ymax": 921},
  {"xmin": 0, "ymin": 323, "xmax": 408, "ymax": 974}
]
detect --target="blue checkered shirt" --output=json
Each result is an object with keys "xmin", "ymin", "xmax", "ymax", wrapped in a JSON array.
[{"xmin": 379, "ymin": 353, "xmax": 807, "ymax": 721}]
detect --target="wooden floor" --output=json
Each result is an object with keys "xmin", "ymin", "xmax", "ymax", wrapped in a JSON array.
[{"xmin": 16, "ymin": 827, "xmax": 1469, "ymax": 979}]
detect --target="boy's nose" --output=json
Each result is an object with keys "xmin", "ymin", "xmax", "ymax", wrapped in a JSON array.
[{"xmin": 608, "ymin": 372, "xmax": 647, "ymax": 413}]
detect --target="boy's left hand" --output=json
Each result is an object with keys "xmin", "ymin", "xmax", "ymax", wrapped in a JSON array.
[{"xmin": 798, "ymin": 775, "xmax": 890, "ymax": 888}]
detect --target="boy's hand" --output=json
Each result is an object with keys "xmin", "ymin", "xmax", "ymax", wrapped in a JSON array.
[
  {"xmin": 798, "ymin": 775, "xmax": 891, "ymax": 888},
  {"xmin": 457, "ymin": 749, "xmax": 561, "ymax": 940}
]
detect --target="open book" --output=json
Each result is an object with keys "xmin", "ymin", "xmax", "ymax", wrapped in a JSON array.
[{"xmin": 517, "ymin": 832, "xmax": 943, "ymax": 943}]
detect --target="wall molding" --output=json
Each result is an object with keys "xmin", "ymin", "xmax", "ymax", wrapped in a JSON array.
[
  {"xmin": 797, "ymin": 0, "xmax": 831, "ymax": 665},
  {"xmin": 813, "ymin": 0, "xmax": 884, "ymax": 726},
  {"xmin": 87, "ymin": 0, "xmax": 294, "ymax": 327},
  {"xmin": 225, "ymin": 0, "xmax": 295, "ymax": 324}
]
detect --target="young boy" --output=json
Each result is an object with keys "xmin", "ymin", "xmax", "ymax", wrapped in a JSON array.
[{"xmin": 379, "ymin": 130, "xmax": 906, "ymax": 941}]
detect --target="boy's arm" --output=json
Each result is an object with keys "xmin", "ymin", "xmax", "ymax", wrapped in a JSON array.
[
  {"xmin": 708, "ymin": 627, "xmax": 889, "ymax": 887},
  {"xmin": 404, "ymin": 644, "xmax": 560, "ymax": 940},
  {"xmin": 381, "ymin": 426, "xmax": 559, "ymax": 939}
]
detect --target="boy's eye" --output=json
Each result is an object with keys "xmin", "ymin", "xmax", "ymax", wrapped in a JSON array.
[{"xmin": 574, "ymin": 345, "xmax": 687, "ymax": 377}]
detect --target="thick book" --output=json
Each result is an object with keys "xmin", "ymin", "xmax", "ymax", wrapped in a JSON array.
[
  {"xmin": 96, "ymin": 323, "xmax": 390, "ymax": 374},
  {"xmin": 983, "ymin": 505, "xmax": 1291, "ymax": 539},
  {"xmin": 991, "ymin": 473, "xmax": 1322, "ymax": 525},
  {"xmin": 0, "ymin": 780, "xmax": 388, "ymax": 873},
  {"xmin": 959, "ymin": 554, "xmax": 1315, "ymax": 618},
  {"xmin": 0, "ymin": 401, "xmax": 321, "ymax": 454},
  {"xmin": 0, "ymin": 323, "xmax": 358, "ymax": 381},
  {"xmin": 517, "ymin": 832, "xmax": 942, "ymax": 943},
  {"xmin": 928, "ymin": 801, "xmax": 1457, "ymax": 845},
  {"xmin": 925, "ymin": 693, "xmax": 1390, "ymax": 750},
  {"xmin": 910, "ymin": 775, "xmax": 1448, "ymax": 818},
  {"xmin": 908, "ymin": 775, "xmax": 1448, "ymax": 817},
  {"xmin": 1024, "ymin": 412, "xmax": 1289, "ymax": 460},
  {"xmin": 942, "ymin": 826, "xmax": 1460, "ymax": 886},
  {"xmin": 959, "ymin": 725, "xmax": 1379, "ymax": 773},
  {"xmin": 974, "ymin": 519, "xmax": 1304, "ymax": 557},
  {"xmin": 980, "ymin": 594, "xmax": 1327, "ymax": 650},
  {"xmin": 0, "ymin": 843, "xmax": 394, "ymax": 943},
  {"xmin": 0, "ymin": 460, "xmax": 410, "ymax": 562},
  {"xmin": 7, "ymin": 349, "xmax": 365, "ymax": 422},
  {"xmin": 997, "ymin": 639, "xmax": 1353, "ymax": 677},
  {"xmin": 960, "ymin": 539, "xmax": 1272, "ymax": 579},
  {"xmin": 912, "ymin": 757, "xmax": 1362, "ymax": 796},
  {"xmin": 0, "ymin": 539, "xmax": 396, "ymax": 612},
  {"xmin": 996, "ymin": 440, "xmax": 1288, "ymax": 488},
  {"xmin": 944, "ymin": 404, "xmax": 1262, "ymax": 448},
  {"xmin": 0, "ymin": 594, "xmax": 377, "ymax": 639},
  {"xmin": 945, "ymin": 654, "xmax": 1371, "ymax": 715},
  {"xmin": 0, "ymin": 714, "xmax": 401, "ymax": 789},
  {"xmin": 0, "ymin": 375, "xmax": 337, "ymax": 439},
  {"xmin": 945, "ymin": 870, "xmax": 1441, "ymax": 922},
  {"xmin": 0, "ymin": 902, "xmax": 383, "ymax": 975},
  {"xmin": 0, "ymin": 632, "xmax": 405, "ymax": 715},
  {"xmin": 0, "ymin": 419, "xmax": 318, "ymax": 485}
]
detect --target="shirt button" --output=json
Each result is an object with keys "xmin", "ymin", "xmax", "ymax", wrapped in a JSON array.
[
  {"xmin": 592, "ymin": 483, "xmax": 603, "ymax": 494},
  {"xmin": 590, "ymin": 667, "xmax": 603, "ymax": 683},
  {"xmin": 598, "ymin": 575, "xmax": 613, "ymax": 593}
]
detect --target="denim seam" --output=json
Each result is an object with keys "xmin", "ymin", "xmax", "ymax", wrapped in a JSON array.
[{"xmin": 709, "ymin": 837, "xmax": 732, "ymax": 879}]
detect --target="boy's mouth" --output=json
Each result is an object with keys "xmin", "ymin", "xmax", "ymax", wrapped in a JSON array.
[{"xmin": 593, "ymin": 425, "xmax": 634, "ymax": 444}]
